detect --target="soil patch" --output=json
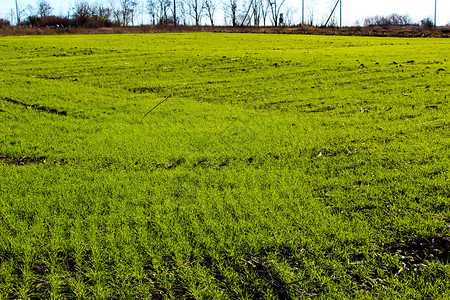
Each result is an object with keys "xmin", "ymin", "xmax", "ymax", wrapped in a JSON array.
[
  {"xmin": 1, "ymin": 97, "xmax": 67, "ymax": 116},
  {"xmin": 383, "ymin": 235, "xmax": 450, "ymax": 267},
  {"xmin": 0, "ymin": 154, "xmax": 47, "ymax": 166}
]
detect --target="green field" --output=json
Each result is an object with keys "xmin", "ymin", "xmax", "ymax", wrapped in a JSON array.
[{"xmin": 0, "ymin": 33, "xmax": 449, "ymax": 299}]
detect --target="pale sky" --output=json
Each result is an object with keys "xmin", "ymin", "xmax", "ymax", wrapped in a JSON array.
[{"xmin": 1, "ymin": 0, "xmax": 449, "ymax": 26}]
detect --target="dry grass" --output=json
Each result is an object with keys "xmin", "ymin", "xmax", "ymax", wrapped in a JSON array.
[{"xmin": 1, "ymin": 24, "xmax": 449, "ymax": 37}]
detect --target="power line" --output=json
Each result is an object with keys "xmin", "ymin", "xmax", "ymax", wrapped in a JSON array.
[{"xmin": 325, "ymin": 0, "xmax": 341, "ymax": 27}]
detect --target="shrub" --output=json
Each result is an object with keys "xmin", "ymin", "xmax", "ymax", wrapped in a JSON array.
[
  {"xmin": 421, "ymin": 18, "xmax": 434, "ymax": 30},
  {"xmin": 21, "ymin": 15, "xmax": 73, "ymax": 28},
  {"xmin": 364, "ymin": 14, "xmax": 413, "ymax": 27},
  {"xmin": 0, "ymin": 19, "xmax": 11, "ymax": 28}
]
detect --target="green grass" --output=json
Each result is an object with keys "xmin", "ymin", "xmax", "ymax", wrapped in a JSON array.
[{"xmin": 0, "ymin": 33, "xmax": 449, "ymax": 299}]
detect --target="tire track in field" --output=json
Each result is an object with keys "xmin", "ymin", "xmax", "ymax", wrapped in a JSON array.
[
  {"xmin": 0, "ymin": 154, "xmax": 47, "ymax": 166},
  {"xmin": 1, "ymin": 97, "xmax": 68, "ymax": 116}
]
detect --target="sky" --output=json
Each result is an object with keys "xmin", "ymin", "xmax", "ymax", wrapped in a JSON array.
[{"xmin": 1, "ymin": 0, "xmax": 449, "ymax": 26}]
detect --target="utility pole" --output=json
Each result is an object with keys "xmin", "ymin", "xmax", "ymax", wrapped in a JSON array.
[
  {"xmin": 302, "ymin": 0, "xmax": 304, "ymax": 25},
  {"xmin": 434, "ymin": 0, "xmax": 437, "ymax": 29},
  {"xmin": 340, "ymin": 0, "xmax": 342, "ymax": 27},
  {"xmin": 15, "ymin": 0, "xmax": 20, "ymax": 25}
]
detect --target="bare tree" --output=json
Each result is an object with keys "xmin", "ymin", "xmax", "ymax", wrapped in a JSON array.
[
  {"xmin": 251, "ymin": 0, "xmax": 263, "ymax": 26},
  {"xmin": 389, "ymin": 14, "xmax": 412, "ymax": 26},
  {"xmin": 363, "ymin": 14, "xmax": 413, "ymax": 27},
  {"xmin": 204, "ymin": 0, "xmax": 216, "ymax": 26},
  {"xmin": 187, "ymin": 0, "xmax": 204, "ymax": 26},
  {"xmin": 260, "ymin": 0, "xmax": 270, "ymax": 26},
  {"xmin": 93, "ymin": 3, "xmax": 113, "ymax": 20},
  {"xmin": 177, "ymin": 1, "xmax": 187, "ymax": 25},
  {"xmin": 224, "ymin": 0, "xmax": 238, "ymax": 26},
  {"xmin": 160, "ymin": 0, "xmax": 172, "ymax": 24},
  {"xmin": 73, "ymin": 1, "xmax": 92, "ymax": 26},
  {"xmin": 268, "ymin": 0, "xmax": 285, "ymax": 26},
  {"xmin": 37, "ymin": 0, "xmax": 52, "ymax": 18},
  {"xmin": 238, "ymin": 0, "xmax": 254, "ymax": 26},
  {"xmin": 306, "ymin": 0, "xmax": 315, "ymax": 25},
  {"xmin": 25, "ymin": 4, "xmax": 36, "ymax": 18},
  {"xmin": 119, "ymin": 0, "xmax": 138, "ymax": 26},
  {"xmin": 108, "ymin": 0, "xmax": 122, "ymax": 24},
  {"xmin": 152, "ymin": 0, "xmax": 171, "ymax": 25},
  {"xmin": 283, "ymin": 6, "xmax": 296, "ymax": 26},
  {"xmin": 146, "ymin": 0, "xmax": 157, "ymax": 24},
  {"xmin": 130, "ymin": 1, "xmax": 140, "ymax": 24}
]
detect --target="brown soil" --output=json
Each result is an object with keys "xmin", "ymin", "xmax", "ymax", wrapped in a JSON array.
[
  {"xmin": 0, "ymin": 154, "xmax": 47, "ymax": 166},
  {"xmin": 384, "ymin": 235, "xmax": 450, "ymax": 267}
]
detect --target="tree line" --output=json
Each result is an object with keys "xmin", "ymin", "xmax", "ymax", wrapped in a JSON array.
[
  {"xmin": 1, "ymin": 0, "xmax": 441, "ymax": 29},
  {"xmin": 3, "ymin": 0, "xmax": 296, "ymax": 28}
]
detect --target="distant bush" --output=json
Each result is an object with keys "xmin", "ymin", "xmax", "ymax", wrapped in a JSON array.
[
  {"xmin": 19, "ymin": 14, "xmax": 113, "ymax": 28},
  {"xmin": 21, "ymin": 15, "xmax": 73, "ymax": 28},
  {"xmin": 364, "ymin": 14, "xmax": 413, "ymax": 27},
  {"xmin": 421, "ymin": 18, "xmax": 434, "ymax": 30},
  {"xmin": 158, "ymin": 16, "xmax": 177, "ymax": 26},
  {"xmin": 0, "ymin": 19, "xmax": 11, "ymax": 28},
  {"xmin": 73, "ymin": 16, "xmax": 113, "ymax": 28},
  {"xmin": 72, "ymin": 2, "xmax": 114, "ymax": 28}
]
